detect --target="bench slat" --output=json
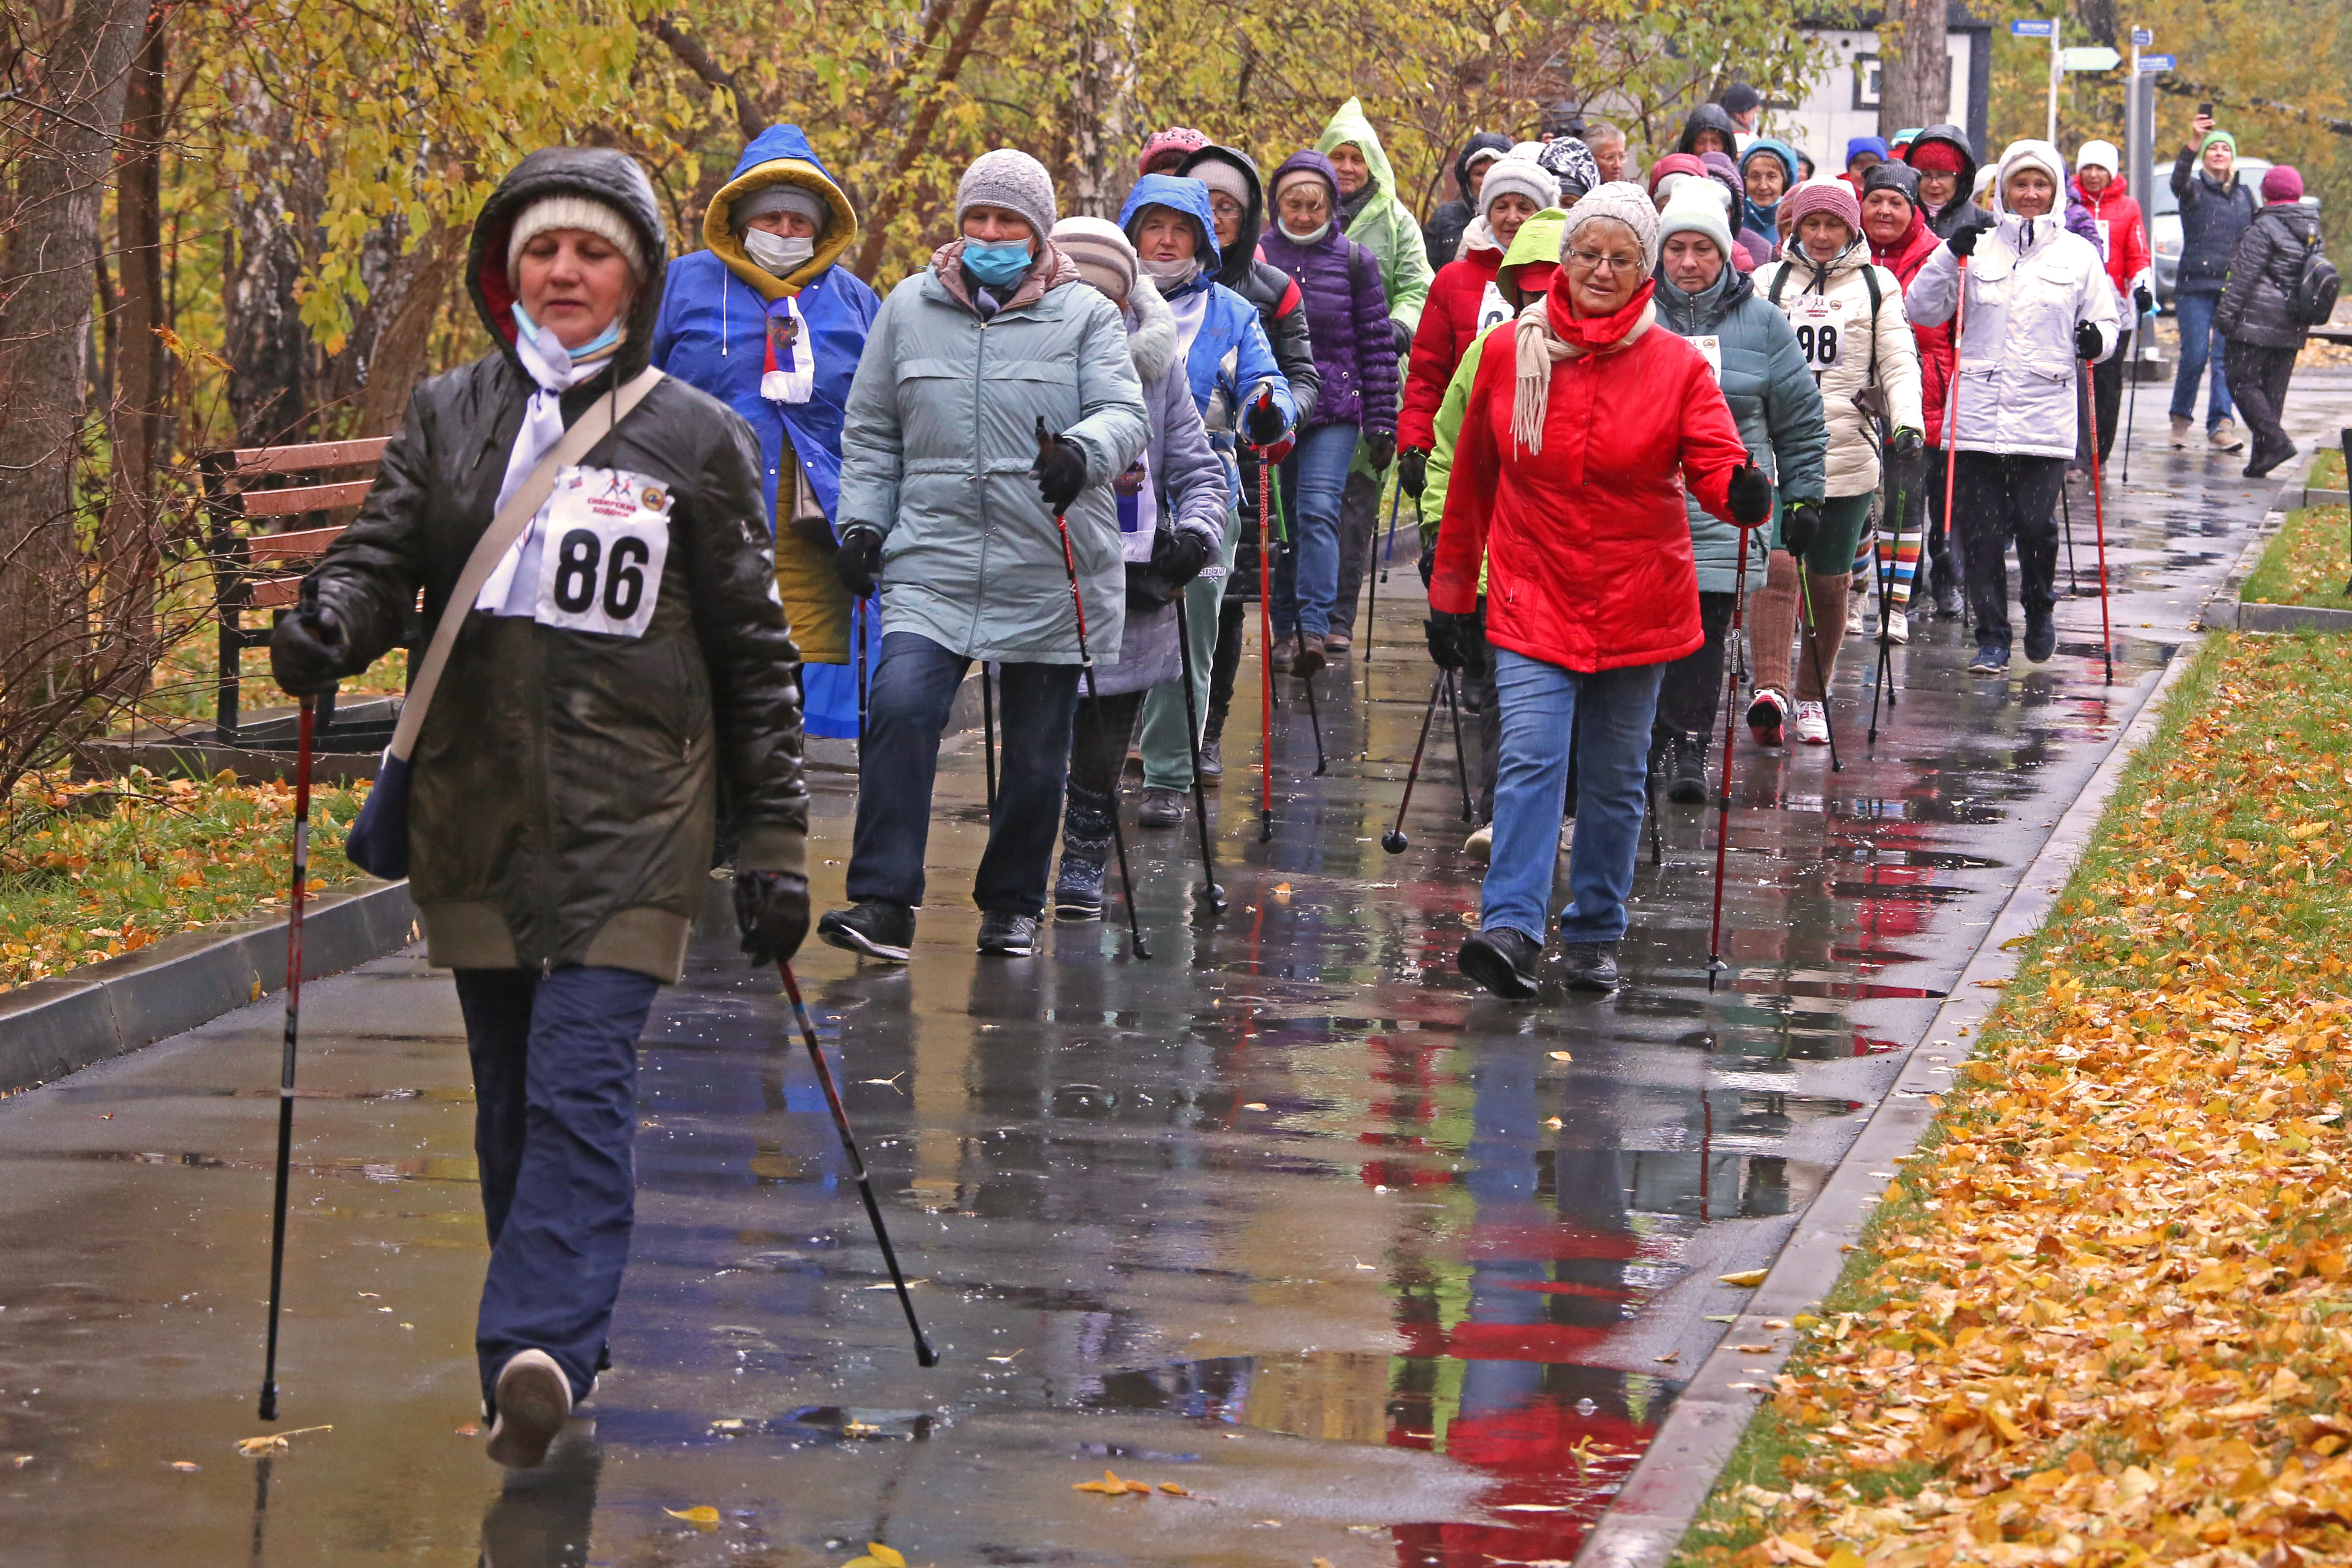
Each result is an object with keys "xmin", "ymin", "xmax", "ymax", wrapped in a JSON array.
[
  {"xmin": 245, "ymin": 577, "xmax": 303, "ymax": 610},
  {"xmin": 228, "ymin": 437, "xmax": 390, "ymax": 475},
  {"xmin": 236, "ymin": 479, "xmax": 375, "ymax": 518},
  {"xmin": 242, "ymin": 526, "xmax": 345, "ymax": 563}
]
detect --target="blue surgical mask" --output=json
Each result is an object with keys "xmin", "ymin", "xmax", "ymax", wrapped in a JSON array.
[{"xmin": 963, "ymin": 240, "xmax": 1034, "ymax": 288}]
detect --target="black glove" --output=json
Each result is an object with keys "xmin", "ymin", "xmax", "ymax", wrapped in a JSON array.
[
  {"xmin": 834, "ymin": 524, "xmax": 883, "ymax": 598},
  {"xmin": 1425, "ymin": 612, "xmax": 1484, "ymax": 673},
  {"xmin": 1398, "ymin": 446, "xmax": 1429, "ymax": 497},
  {"xmin": 269, "ymin": 593, "xmax": 347, "ymax": 698},
  {"xmin": 1890, "ymin": 427, "xmax": 1924, "ymax": 464},
  {"xmin": 2134, "ymin": 283, "xmax": 2154, "ymax": 319},
  {"xmin": 1418, "ymin": 547, "xmax": 1436, "ymax": 590},
  {"xmin": 1781, "ymin": 500, "xmax": 1823, "ymax": 557},
  {"xmin": 1948, "ymin": 225, "xmax": 1977, "ymax": 260},
  {"xmin": 2074, "ymin": 319, "xmax": 2103, "ymax": 360},
  {"xmin": 1362, "ymin": 431, "xmax": 1396, "ymax": 472},
  {"xmin": 1031, "ymin": 416, "xmax": 1088, "ymax": 513},
  {"xmin": 1390, "ymin": 318, "xmax": 1413, "ymax": 357},
  {"xmin": 1128, "ymin": 526, "xmax": 1212, "ymax": 605},
  {"xmin": 1726, "ymin": 461, "xmax": 1775, "ymax": 529},
  {"xmin": 734, "ymin": 870, "xmax": 810, "ymax": 966},
  {"xmin": 1243, "ymin": 385, "xmax": 1287, "ymax": 447}
]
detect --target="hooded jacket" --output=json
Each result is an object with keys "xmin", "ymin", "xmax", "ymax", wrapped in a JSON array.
[
  {"xmin": 1677, "ymin": 103, "xmax": 1742, "ymax": 159},
  {"xmin": 1654, "ymin": 256, "xmax": 1828, "ymax": 593},
  {"xmin": 836, "ymin": 236, "xmax": 1151, "ymax": 664},
  {"xmin": 1905, "ymin": 125, "xmax": 1996, "ymax": 242},
  {"xmin": 2215, "ymin": 202, "xmax": 2327, "ymax": 349},
  {"xmin": 1258, "ymin": 151, "xmax": 1398, "ymax": 436},
  {"xmin": 1420, "ymin": 211, "xmax": 1567, "ymax": 552},
  {"xmin": 1741, "ymin": 139, "xmax": 1800, "ymax": 238},
  {"xmin": 1176, "ymin": 144, "xmax": 1320, "ymax": 426},
  {"xmin": 1906, "ymin": 141, "xmax": 2121, "ymax": 459},
  {"xmin": 2169, "ymin": 144, "xmax": 2259, "ymax": 296},
  {"xmin": 1754, "ymin": 233, "xmax": 1923, "ymax": 496},
  {"xmin": 1424, "ymin": 131, "xmax": 1514, "ymax": 273},
  {"xmin": 2070, "ymin": 173, "xmax": 2151, "ymax": 310},
  {"xmin": 303, "ymin": 148, "xmax": 807, "ymax": 982},
  {"xmin": 651, "ymin": 124, "xmax": 880, "ymax": 738},
  {"xmin": 1316, "ymin": 98, "xmax": 1435, "ymax": 336},
  {"xmin": 1399, "ymin": 236, "xmax": 1507, "ymax": 451}
]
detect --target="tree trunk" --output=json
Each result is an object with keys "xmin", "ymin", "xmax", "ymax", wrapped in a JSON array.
[
  {"xmin": 1069, "ymin": 0, "xmax": 1138, "ymax": 220},
  {"xmin": 220, "ymin": 68, "xmax": 319, "ymax": 447},
  {"xmin": 353, "ymin": 223, "xmax": 460, "ymax": 437},
  {"xmin": 1877, "ymin": 0, "xmax": 1950, "ymax": 141},
  {"xmin": 851, "ymin": 0, "xmax": 998, "ymax": 281},
  {"xmin": 98, "ymin": 2, "xmax": 169, "ymax": 668}
]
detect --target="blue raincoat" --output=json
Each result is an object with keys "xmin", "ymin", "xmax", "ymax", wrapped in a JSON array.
[{"xmin": 651, "ymin": 124, "xmax": 880, "ymax": 738}]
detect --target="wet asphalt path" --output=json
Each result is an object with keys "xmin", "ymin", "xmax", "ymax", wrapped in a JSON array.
[{"xmin": 3, "ymin": 372, "xmax": 2346, "ymax": 1567}]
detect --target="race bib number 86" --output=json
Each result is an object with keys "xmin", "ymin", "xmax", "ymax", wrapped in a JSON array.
[{"xmin": 535, "ymin": 466, "xmax": 673, "ymax": 638}]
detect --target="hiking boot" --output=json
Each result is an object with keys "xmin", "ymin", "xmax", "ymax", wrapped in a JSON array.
[
  {"xmin": 1459, "ymin": 925, "xmax": 1543, "ymax": 999},
  {"xmin": 1746, "ymin": 688, "xmax": 1787, "ymax": 747},
  {"xmin": 2023, "ymin": 612, "xmax": 2057, "ymax": 663},
  {"xmin": 818, "ymin": 899, "xmax": 915, "ymax": 962},
  {"xmin": 1793, "ymin": 701, "xmax": 1830, "ymax": 746},
  {"xmin": 2245, "ymin": 438, "xmax": 2299, "ymax": 480},
  {"xmin": 1323, "ymin": 631, "xmax": 1351, "ymax": 655},
  {"xmin": 1292, "ymin": 632, "xmax": 1328, "ymax": 679},
  {"xmin": 1845, "ymin": 590, "xmax": 1867, "ymax": 636},
  {"xmin": 1934, "ymin": 583, "xmax": 1964, "ymax": 621},
  {"xmin": 1667, "ymin": 732, "xmax": 1709, "ymax": 804},
  {"xmin": 1270, "ymin": 638, "xmax": 1294, "ymax": 674},
  {"xmin": 486, "ymin": 1350, "xmax": 572, "ymax": 1470},
  {"xmin": 2170, "ymin": 414, "xmax": 2192, "ymax": 450},
  {"xmin": 1465, "ymin": 823, "xmax": 1494, "ymax": 862},
  {"xmin": 1967, "ymin": 643, "xmax": 2011, "ymax": 675},
  {"xmin": 1559, "ymin": 940, "xmax": 1620, "ymax": 993},
  {"xmin": 2208, "ymin": 418, "xmax": 2244, "ymax": 454},
  {"xmin": 1198, "ymin": 737, "xmax": 1223, "ymax": 787},
  {"xmin": 1138, "ymin": 785, "xmax": 1185, "ymax": 828},
  {"xmin": 976, "ymin": 909, "xmax": 1039, "ymax": 956},
  {"xmin": 1884, "ymin": 607, "xmax": 1910, "ymax": 645},
  {"xmin": 1053, "ymin": 839, "xmax": 1107, "ymax": 920}
]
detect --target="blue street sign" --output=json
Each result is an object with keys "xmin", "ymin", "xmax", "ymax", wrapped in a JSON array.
[
  {"xmin": 2010, "ymin": 18, "xmax": 2056, "ymax": 37},
  {"xmin": 2138, "ymin": 53, "xmax": 2174, "ymax": 71},
  {"xmin": 2130, "ymin": 26, "xmax": 2153, "ymax": 44}
]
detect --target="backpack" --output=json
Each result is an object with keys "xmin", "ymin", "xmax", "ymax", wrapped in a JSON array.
[{"xmin": 2289, "ymin": 230, "xmax": 2339, "ymax": 328}]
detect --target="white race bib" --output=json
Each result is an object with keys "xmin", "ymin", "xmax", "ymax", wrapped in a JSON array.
[
  {"xmin": 1474, "ymin": 281, "xmax": 1513, "ymax": 335},
  {"xmin": 1793, "ymin": 299, "xmax": 1843, "ymax": 368},
  {"xmin": 534, "ymin": 466, "xmax": 673, "ymax": 639},
  {"xmin": 1692, "ymin": 335, "xmax": 1723, "ymax": 382}
]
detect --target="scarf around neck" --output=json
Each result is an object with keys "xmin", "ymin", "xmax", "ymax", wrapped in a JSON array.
[
  {"xmin": 477, "ymin": 306, "xmax": 626, "ymax": 614},
  {"xmin": 1510, "ymin": 274, "xmax": 1655, "ymax": 456}
]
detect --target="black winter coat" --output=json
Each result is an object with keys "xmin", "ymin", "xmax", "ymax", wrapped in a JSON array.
[
  {"xmin": 1423, "ymin": 131, "xmax": 1514, "ymax": 272},
  {"xmin": 1906, "ymin": 125, "xmax": 1996, "ymax": 243},
  {"xmin": 305, "ymin": 148, "xmax": 808, "ymax": 983},
  {"xmin": 2170, "ymin": 148, "xmax": 2258, "ymax": 297},
  {"xmin": 2216, "ymin": 204, "xmax": 2326, "ymax": 349}
]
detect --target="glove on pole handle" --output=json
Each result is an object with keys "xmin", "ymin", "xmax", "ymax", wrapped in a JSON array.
[
  {"xmin": 1052, "ymin": 508, "xmax": 1150, "ymax": 961},
  {"xmin": 1256, "ymin": 457, "xmax": 1276, "ymax": 844},
  {"xmin": 2082, "ymin": 353, "xmax": 2114, "ymax": 685},
  {"xmin": 1383, "ymin": 672, "xmax": 1446, "ymax": 853},
  {"xmin": 1708, "ymin": 537, "xmax": 1751, "ymax": 988},
  {"xmin": 257, "ymin": 696, "xmax": 316, "ymax": 1421},
  {"xmin": 1172, "ymin": 594, "xmax": 1226, "ymax": 912},
  {"xmin": 778, "ymin": 964, "xmax": 938, "ymax": 1367}
]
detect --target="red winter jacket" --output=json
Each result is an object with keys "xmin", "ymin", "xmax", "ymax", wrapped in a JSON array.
[
  {"xmin": 1432, "ymin": 285, "xmax": 1750, "ymax": 674},
  {"xmin": 2073, "ymin": 175, "xmax": 2151, "ymax": 303},
  {"xmin": 1871, "ymin": 209, "xmax": 1952, "ymax": 445},
  {"xmin": 1399, "ymin": 246, "xmax": 1502, "ymax": 451}
]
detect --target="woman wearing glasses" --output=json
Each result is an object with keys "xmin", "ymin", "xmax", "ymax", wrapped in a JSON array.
[{"xmin": 1431, "ymin": 183, "xmax": 1771, "ymax": 998}]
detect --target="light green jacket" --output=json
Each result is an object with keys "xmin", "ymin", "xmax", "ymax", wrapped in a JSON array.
[{"xmin": 1317, "ymin": 98, "xmax": 1435, "ymax": 334}]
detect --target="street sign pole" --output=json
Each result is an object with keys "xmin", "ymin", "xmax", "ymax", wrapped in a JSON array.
[{"xmin": 2049, "ymin": 17, "xmax": 2060, "ymax": 145}]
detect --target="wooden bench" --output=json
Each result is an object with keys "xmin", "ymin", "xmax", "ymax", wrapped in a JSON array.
[{"xmin": 200, "ymin": 437, "xmax": 390, "ymax": 745}]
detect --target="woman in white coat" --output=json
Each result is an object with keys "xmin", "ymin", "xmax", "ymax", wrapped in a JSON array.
[
  {"xmin": 1744, "ymin": 178, "xmax": 1922, "ymax": 748},
  {"xmin": 1906, "ymin": 140, "xmax": 2117, "ymax": 675}
]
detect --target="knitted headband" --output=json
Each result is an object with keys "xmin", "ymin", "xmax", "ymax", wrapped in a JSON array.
[{"xmin": 507, "ymin": 194, "xmax": 646, "ymax": 284}]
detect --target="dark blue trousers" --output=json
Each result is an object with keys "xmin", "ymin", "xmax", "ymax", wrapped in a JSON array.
[
  {"xmin": 454, "ymin": 964, "xmax": 660, "ymax": 1408},
  {"xmin": 846, "ymin": 630, "xmax": 1080, "ymax": 916}
]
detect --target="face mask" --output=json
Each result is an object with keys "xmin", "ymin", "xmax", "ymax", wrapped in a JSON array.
[
  {"xmin": 1279, "ymin": 220, "xmax": 1329, "ymax": 245},
  {"xmin": 743, "ymin": 228, "xmax": 815, "ymax": 275},
  {"xmin": 1143, "ymin": 255, "xmax": 1199, "ymax": 294},
  {"xmin": 512, "ymin": 301, "xmax": 621, "ymax": 361},
  {"xmin": 962, "ymin": 239, "xmax": 1034, "ymax": 288}
]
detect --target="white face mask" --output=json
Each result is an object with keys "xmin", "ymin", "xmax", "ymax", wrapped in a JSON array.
[
  {"xmin": 1143, "ymin": 255, "xmax": 1199, "ymax": 293},
  {"xmin": 743, "ymin": 228, "xmax": 815, "ymax": 275},
  {"xmin": 1280, "ymin": 220, "xmax": 1329, "ymax": 245}
]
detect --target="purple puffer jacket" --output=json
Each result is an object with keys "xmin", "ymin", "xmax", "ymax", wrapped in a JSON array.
[{"xmin": 1256, "ymin": 151, "xmax": 1396, "ymax": 434}]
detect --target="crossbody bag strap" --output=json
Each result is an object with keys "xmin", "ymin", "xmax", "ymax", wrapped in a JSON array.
[{"xmin": 385, "ymin": 365, "xmax": 664, "ymax": 761}]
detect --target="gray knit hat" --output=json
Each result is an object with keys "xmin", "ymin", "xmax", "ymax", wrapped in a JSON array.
[
  {"xmin": 507, "ymin": 194, "xmax": 647, "ymax": 284},
  {"xmin": 1051, "ymin": 216, "xmax": 1136, "ymax": 302},
  {"xmin": 1479, "ymin": 156, "xmax": 1559, "ymax": 223},
  {"xmin": 956, "ymin": 149, "xmax": 1058, "ymax": 243},
  {"xmin": 1561, "ymin": 180, "xmax": 1663, "ymax": 276},
  {"xmin": 731, "ymin": 183, "xmax": 826, "ymax": 232}
]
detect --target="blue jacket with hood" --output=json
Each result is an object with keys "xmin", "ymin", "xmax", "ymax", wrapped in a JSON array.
[
  {"xmin": 651, "ymin": 125, "xmax": 879, "ymax": 734},
  {"xmin": 1116, "ymin": 174, "xmax": 1294, "ymax": 498}
]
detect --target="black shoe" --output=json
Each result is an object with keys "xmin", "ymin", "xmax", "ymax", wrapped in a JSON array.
[
  {"xmin": 1198, "ymin": 736, "xmax": 1223, "ymax": 786},
  {"xmin": 1459, "ymin": 926, "xmax": 1543, "ymax": 999},
  {"xmin": 2244, "ymin": 439, "xmax": 2298, "ymax": 480},
  {"xmin": 817, "ymin": 899, "xmax": 915, "ymax": 962},
  {"xmin": 1667, "ymin": 732, "xmax": 1709, "ymax": 804},
  {"xmin": 976, "ymin": 909, "xmax": 1038, "ymax": 956},
  {"xmin": 1967, "ymin": 643, "xmax": 2010, "ymax": 675},
  {"xmin": 1138, "ymin": 785, "xmax": 1185, "ymax": 828},
  {"xmin": 2023, "ymin": 613, "xmax": 2056, "ymax": 663},
  {"xmin": 1559, "ymin": 940, "xmax": 1620, "ymax": 993},
  {"xmin": 1935, "ymin": 584, "xmax": 1965, "ymax": 621}
]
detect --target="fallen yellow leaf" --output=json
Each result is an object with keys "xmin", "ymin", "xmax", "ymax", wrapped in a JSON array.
[
  {"xmin": 663, "ymin": 1505, "xmax": 721, "ymax": 1529},
  {"xmin": 1549, "ymin": 1050, "xmax": 1573, "ymax": 1061},
  {"xmin": 1074, "ymin": 1468, "xmax": 1137, "ymax": 1495},
  {"xmin": 1718, "ymin": 1268, "xmax": 1768, "ymax": 1287},
  {"xmin": 1158, "ymin": 1480, "xmax": 1189, "ymax": 1495},
  {"xmin": 841, "ymin": 1545, "xmax": 906, "ymax": 1568}
]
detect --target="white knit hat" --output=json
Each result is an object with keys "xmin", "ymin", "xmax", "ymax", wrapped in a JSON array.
[
  {"xmin": 1561, "ymin": 181, "xmax": 1663, "ymax": 276},
  {"xmin": 2075, "ymin": 139, "xmax": 2119, "ymax": 175},
  {"xmin": 1656, "ymin": 182, "xmax": 1734, "ymax": 264},
  {"xmin": 1052, "ymin": 216, "xmax": 1136, "ymax": 302},
  {"xmin": 1479, "ymin": 156, "xmax": 1559, "ymax": 223},
  {"xmin": 507, "ymin": 194, "xmax": 646, "ymax": 284}
]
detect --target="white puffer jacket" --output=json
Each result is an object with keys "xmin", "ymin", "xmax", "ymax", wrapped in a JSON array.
[
  {"xmin": 1906, "ymin": 139, "xmax": 2119, "ymax": 460},
  {"xmin": 1753, "ymin": 238, "xmax": 1923, "ymax": 497}
]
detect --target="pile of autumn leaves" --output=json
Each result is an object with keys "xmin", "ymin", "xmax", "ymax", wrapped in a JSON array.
[{"xmin": 1686, "ymin": 634, "xmax": 2352, "ymax": 1567}]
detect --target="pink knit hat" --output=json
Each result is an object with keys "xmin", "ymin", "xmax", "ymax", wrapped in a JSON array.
[
  {"xmin": 1137, "ymin": 127, "xmax": 1210, "ymax": 177},
  {"xmin": 1781, "ymin": 176, "xmax": 1862, "ymax": 237},
  {"xmin": 2261, "ymin": 165, "xmax": 2304, "ymax": 204}
]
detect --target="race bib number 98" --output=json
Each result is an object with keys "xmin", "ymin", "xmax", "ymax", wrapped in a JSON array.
[
  {"xmin": 1794, "ymin": 301, "xmax": 1842, "ymax": 369},
  {"xmin": 535, "ymin": 466, "xmax": 673, "ymax": 638}
]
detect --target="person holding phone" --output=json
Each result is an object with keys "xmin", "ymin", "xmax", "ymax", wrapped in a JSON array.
[{"xmin": 2169, "ymin": 109, "xmax": 2257, "ymax": 453}]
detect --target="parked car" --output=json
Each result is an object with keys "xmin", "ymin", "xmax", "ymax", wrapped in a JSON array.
[{"xmin": 2150, "ymin": 154, "xmax": 2273, "ymax": 312}]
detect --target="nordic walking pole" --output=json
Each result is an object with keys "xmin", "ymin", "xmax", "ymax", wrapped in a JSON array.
[
  {"xmin": 1797, "ymin": 568, "xmax": 1842, "ymax": 773},
  {"xmin": 2082, "ymin": 353, "xmax": 2115, "ymax": 685},
  {"xmin": 2059, "ymin": 478, "xmax": 2080, "ymax": 596},
  {"xmin": 777, "ymin": 964, "xmax": 938, "ymax": 1367},
  {"xmin": 1707, "ymin": 536, "xmax": 1754, "ymax": 988},
  {"xmin": 854, "ymin": 596, "xmax": 870, "ymax": 749},
  {"xmin": 1256, "ymin": 455, "xmax": 1277, "ymax": 843},
  {"xmin": 1363, "ymin": 482, "xmax": 1404, "ymax": 726},
  {"xmin": 1300, "ymin": 660, "xmax": 1328, "ymax": 776},
  {"xmin": 1381, "ymin": 671, "xmax": 1447, "ymax": 853},
  {"xmin": 1443, "ymin": 667, "xmax": 1474, "ymax": 824},
  {"xmin": 1867, "ymin": 488, "xmax": 1902, "ymax": 748},
  {"xmin": 257, "ymin": 696, "xmax": 316, "ymax": 1421},
  {"xmin": 980, "ymin": 662, "xmax": 997, "ymax": 813},
  {"xmin": 2121, "ymin": 302, "xmax": 2145, "ymax": 483},
  {"xmin": 1938, "ymin": 256, "xmax": 1969, "ymax": 615},
  {"xmin": 1172, "ymin": 594, "xmax": 1226, "ymax": 912}
]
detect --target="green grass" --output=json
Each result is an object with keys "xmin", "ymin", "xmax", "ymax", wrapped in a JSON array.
[
  {"xmin": 2241, "ymin": 503, "xmax": 2352, "ymax": 610},
  {"xmin": 2310, "ymin": 447, "xmax": 2345, "ymax": 492}
]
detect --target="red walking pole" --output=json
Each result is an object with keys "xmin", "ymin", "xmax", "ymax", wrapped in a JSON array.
[
  {"xmin": 1938, "ymin": 257, "xmax": 1969, "ymax": 613},
  {"xmin": 2081, "ymin": 350, "xmax": 2115, "ymax": 685}
]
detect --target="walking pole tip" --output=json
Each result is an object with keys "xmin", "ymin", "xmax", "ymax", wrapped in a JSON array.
[{"xmin": 1381, "ymin": 829, "xmax": 1408, "ymax": 854}]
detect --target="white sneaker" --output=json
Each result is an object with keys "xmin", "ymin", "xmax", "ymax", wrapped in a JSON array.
[
  {"xmin": 485, "ymin": 1349, "xmax": 572, "ymax": 1470},
  {"xmin": 2170, "ymin": 415, "xmax": 2192, "ymax": 450},
  {"xmin": 1884, "ymin": 608, "xmax": 1910, "ymax": 645},
  {"xmin": 1465, "ymin": 823, "xmax": 1493, "ymax": 862},
  {"xmin": 2208, "ymin": 418, "xmax": 2244, "ymax": 454},
  {"xmin": 1793, "ymin": 701, "xmax": 1831, "ymax": 746},
  {"xmin": 1845, "ymin": 592, "xmax": 1867, "ymax": 636}
]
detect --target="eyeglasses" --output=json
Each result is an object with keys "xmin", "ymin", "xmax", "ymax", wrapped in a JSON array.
[
  {"xmin": 1209, "ymin": 196, "xmax": 1246, "ymax": 219},
  {"xmin": 1565, "ymin": 247, "xmax": 1642, "ymax": 274}
]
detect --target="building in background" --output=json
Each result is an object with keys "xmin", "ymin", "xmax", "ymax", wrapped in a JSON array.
[{"xmin": 1762, "ymin": 9, "xmax": 1992, "ymax": 175}]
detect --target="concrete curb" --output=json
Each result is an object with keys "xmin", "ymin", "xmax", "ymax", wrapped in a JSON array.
[
  {"xmin": 1574, "ymin": 647, "xmax": 2203, "ymax": 1568},
  {"xmin": 2199, "ymin": 448, "xmax": 2346, "ymax": 634},
  {"xmin": 0, "ymin": 879, "xmax": 418, "ymax": 1097}
]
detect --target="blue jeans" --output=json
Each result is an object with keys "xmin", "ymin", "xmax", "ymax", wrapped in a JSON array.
[
  {"xmin": 2169, "ymin": 289, "xmax": 2233, "ymax": 428},
  {"xmin": 1270, "ymin": 422, "xmax": 1357, "ymax": 640},
  {"xmin": 454, "ymin": 963, "xmax": 662, "ymax": 1408},
  {"xmin": 847, "ymin": 630, "xmax": 1080, "ymax": 915},
  {"xmin": 1481, "ymin": 650, "xmax": 1665, "ymax": 946}
]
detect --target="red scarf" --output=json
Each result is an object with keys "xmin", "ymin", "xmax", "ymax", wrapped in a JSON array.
[{"xmin": 1546, "ymin": 272, "xmax": 1657, "ymax": 351}]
